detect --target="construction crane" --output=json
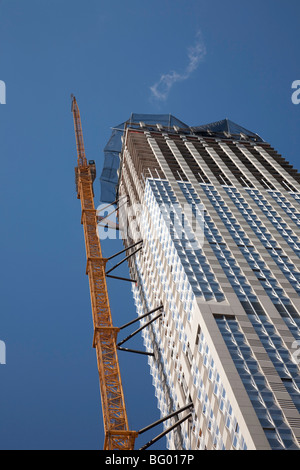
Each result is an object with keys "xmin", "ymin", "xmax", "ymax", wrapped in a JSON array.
[
  {"xmin": 71, "ymin": 96, "xmax": 137, "ymax": 450},
  {"xmin": 71, "ymin": 96, "xmax": 194, "ymax": 451}
]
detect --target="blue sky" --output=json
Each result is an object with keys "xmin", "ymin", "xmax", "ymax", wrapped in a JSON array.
[{"xmin": 0, "ymin": 0, "xmax": 299, "ymax": 450}]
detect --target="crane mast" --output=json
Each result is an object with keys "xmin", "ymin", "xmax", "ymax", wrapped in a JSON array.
[{"xmin": 71, "ymin": 96, "xmax": 137, "ymax": 450}]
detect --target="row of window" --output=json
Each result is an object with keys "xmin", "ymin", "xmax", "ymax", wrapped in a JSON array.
[
  {"xmin": 141, "ymin": 181, "xmax": 201, "ymax": 449},
  {"xmin": 146, "ymin": 179, "xmax": 224, "ymax": 303},
  {"xmin": 181, "ymin": 182, "xmax": 257, "ymax": 303},
  {"xmin": 178, "ymin": 182, "xmax": 300, "ymax": 432},
  {"xmin": 132, "ymin": 260, "xmax": 186, "ymax": 449},
  {"xmin": 216, "ymin": 316, "xmax": 298, "ymax": 450},
  {"xmin": 196, "ymin": 330, "xmax": 247, "ymax": 450},
  {"xmin": 199, "ymin": 183, "xmax": 300, "ymax": 339},
  {"xmin": 269, "ymin": 191, "xmax": 300, "ymax": 227},
  {"xmin": 291, "ymin": 193, "xmax": 300, "ymax": 205},
  {"xmin": 246, "ymin": 189, "xmax": 300, "ymax": 258},
  {"xmin": 241, "ymin": 301, "xmax": 300, "ymax": 413},
  {"xmin": 143, "ymin": 179, "xmax": 249, "ymax": 449},
  {"xmin": 224, "ymin": 187, "xmax": 300, "ymax": 296},
  {"xmin": 132, "ymin": 176, "xmax": 300, "ymax": 449}
]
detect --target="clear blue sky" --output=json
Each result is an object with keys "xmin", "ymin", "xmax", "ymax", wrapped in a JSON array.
[{"xmin": 0, "ymin": 0, "xmax": 299, "ymax": 450}]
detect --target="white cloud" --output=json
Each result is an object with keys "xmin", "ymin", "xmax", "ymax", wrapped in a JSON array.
[{"xmin": 150, "ymin": 32, "xmax": 206, "ymax": 101}]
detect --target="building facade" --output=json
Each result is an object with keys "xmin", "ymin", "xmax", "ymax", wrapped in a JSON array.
[{"xmin": 100, "ymin": 116, "xmax": 300, "ymax": 450}]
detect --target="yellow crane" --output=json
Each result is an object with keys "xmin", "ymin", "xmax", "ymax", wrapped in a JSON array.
[{"xmin": 71, "ymin": 96, "xmax": 137, "ymax": 450}]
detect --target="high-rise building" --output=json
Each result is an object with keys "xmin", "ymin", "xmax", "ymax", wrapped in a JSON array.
[{"xmin": 100, "ymin": 115, "xmax": 300, "ymax": 450}]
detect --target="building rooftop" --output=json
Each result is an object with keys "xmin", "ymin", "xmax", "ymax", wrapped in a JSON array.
[{"xmin": 100, "ymin": 114, "xmax": 264, "ymax": 203}]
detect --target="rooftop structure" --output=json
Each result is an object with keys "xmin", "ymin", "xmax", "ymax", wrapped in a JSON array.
[{"xmin": 100, "ymin": 115, "xmax": 264, "ymax": 203}]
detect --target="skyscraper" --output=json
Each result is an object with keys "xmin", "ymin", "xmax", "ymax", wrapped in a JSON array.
[{"xmin": 100, "ymin": 115, "xmax": 300, "ymax": 450}]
